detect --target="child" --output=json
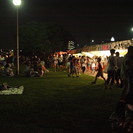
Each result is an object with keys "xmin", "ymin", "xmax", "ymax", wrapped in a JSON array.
[
  {"xmin": 81, "ymin": 59, "xmax": 86, "ymax": 74},
  {"xmin": 91, "ymin": 60, "xmax": 96, "ymax": 75},
  {"xmin": 92, "ymin": 57, "xmax": 106, "ymax": 84},
  {"xmin": 4, "ymin": 63, "xmax": 14, "ymax": 77},
  {"xmin": 0, "ymin": 82, "xmax": 9, "ymax": 90}
]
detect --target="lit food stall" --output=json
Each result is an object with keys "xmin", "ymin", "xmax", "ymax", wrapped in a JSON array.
[
  {"xmin": 79, "ymin": 39, "xmax": 133, "ymax": 57},
  {"xmin": 81, "ymin": 49, "xmax": 127, "ymax": 57},
  {"xmin": 66, "ymin": 39, "xmax": 132, "ymax": 58},
  {"xmin": 64, "ymin": 40, "xmax": 133, "ymax": 73}
]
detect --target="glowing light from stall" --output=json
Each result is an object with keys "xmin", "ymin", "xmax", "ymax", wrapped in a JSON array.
[
  {"xmin": 81, "ymin": 49, "xmax": 127, "ymax": 57},
  {"xmin": 115, "ymin": 49, "xmax": 127, "ymax": 56},
  {"xmin": 73, "ymin": 53, "xmax": 82, "ymax": 57},
  {"xmin": 81, "ymin": 52, "xmax": 94, "ymax": 58}
]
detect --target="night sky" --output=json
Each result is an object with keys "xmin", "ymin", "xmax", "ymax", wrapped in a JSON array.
[{"xmin": 0, "ymin": 0, "xmax": 133, "ymax": 49}]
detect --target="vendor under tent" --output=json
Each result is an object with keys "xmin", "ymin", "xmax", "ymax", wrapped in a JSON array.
[
  {"xmin": 81, "ymin": 49, "xmax": 127, "ymax": 57},
  {"xmin": 55, "ymin": 51, "xmax": 67, "ymax": 55},
  {"xmin": 72, "ymin": 39, "xmax": 133, "ymax": 57},
  {"xmin": 67, "ymin": 49, "xmax": 77, "ymax": 55},
  {"xmin": 76, "ymin": 52, "xmax": 94, "ymax": 58}
]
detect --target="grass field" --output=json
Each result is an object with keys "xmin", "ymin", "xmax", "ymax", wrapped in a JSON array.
[{"xmin": 0, "ymin": 70, "xmax": 123, "ymax": 133}]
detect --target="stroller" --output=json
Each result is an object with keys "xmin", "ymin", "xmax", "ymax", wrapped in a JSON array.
[
  {"xmin": 109, "ymin": 99, "xmax": 133, "ymax": 133},
  {"xmin": 109, "ymin": 54, "xmax": 133, "ymax": 132}
]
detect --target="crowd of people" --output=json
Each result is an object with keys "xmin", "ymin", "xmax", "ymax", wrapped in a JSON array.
[
  {"xmin": 51, "ymin": 50, "xmax": 124, "ymax": 90},
  {"xmin": 23, "ymin": 56, "xmax": 49, "ymax": 77},
  {"xmin": 50, "ymin": 47, "xmax": 133, "ymax": 132},
  {"xmin": 52, "ymin": 53, "xmax": 108, "ymax": 77},
  {"xmin": 0, "ymin": 50, "xmax": 15, "ymax": 77},
  {"xmin": 0, "ymin": 47, "xmax": 133, "ymax": 97},
  {"xmin": 108, "ymin": 46, "xmax": 133, "ymax": 132},
  {"xmin": 0, "ymin": 46, "xmax": 133, "ymax": 132},
  {"xmin": 0, "ymin": 51, "xmax": 49, "ymax": 77}
]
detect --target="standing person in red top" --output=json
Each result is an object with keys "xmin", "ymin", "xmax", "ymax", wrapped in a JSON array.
[{"xmin": 92, "ymin": 57, "xmax": 106, "ymax": 84}]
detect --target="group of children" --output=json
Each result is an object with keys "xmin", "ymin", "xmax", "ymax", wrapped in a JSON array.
[
  {"xmin": 0, "ymin": 62, "xmax": 14, "ymax": 77},
  {"xmin": 25, "ymin": 62, "xmax": 41, "ymax": 77},
  {"xmin": 24, "ymin": 58, "xmax": 49, "ymax": 77}
]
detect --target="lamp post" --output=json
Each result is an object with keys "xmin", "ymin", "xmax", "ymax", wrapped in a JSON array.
[
  {"xmin": 12, "ymin": 0, "xmax": 21, "ymax": 75},
  {"xmin": 111, "ymin": 37, "xmax": 115, "ymax": 42},
  {"xmin": 91, "ymin": 40, "xmax": 94, "ymax": 43},
  {"xmin": 131, "ymin": 28, "xmax": 133, "ymax": 40}
]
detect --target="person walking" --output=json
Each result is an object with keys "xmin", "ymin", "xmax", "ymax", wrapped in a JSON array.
[{"xmin": 91, "ymin": 57, "xmax": 106, "ymax": 84}]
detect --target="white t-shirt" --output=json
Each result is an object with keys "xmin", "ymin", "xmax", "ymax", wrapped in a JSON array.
[{"xmin": 107, "ymin": 55, "xmax": 116, "ymax": 71}]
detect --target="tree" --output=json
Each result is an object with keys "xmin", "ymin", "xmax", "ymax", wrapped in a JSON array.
[{"xmin": 20, "ymin": 22, "xmax": 73, "ymax": 57}]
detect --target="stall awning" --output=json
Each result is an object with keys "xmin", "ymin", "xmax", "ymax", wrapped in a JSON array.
[{"xmin": 67, "ymin": 49, "xmax": 77, "ymax": 54}]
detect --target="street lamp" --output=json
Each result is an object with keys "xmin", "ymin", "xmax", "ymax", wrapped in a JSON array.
[
  {"xmin": 12, "ymin": 0, "xmax": 21, "ymax": 75},
  {"xmin": 91, "ymin": 40, "xmax": 94, "ymax": 43},
  {"xmin": 111, "ymin": 37, "xmax": 115, "ymax": 42}
]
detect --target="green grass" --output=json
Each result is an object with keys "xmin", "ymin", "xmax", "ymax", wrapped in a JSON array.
[{"xmin": 0, "ymin": 70, "xmax": 123, "ymax": 133}]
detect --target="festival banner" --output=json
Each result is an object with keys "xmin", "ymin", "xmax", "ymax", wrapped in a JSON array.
[{"xmin": 102, "ymin": 45, "xmax": 109, "ymax": 50}]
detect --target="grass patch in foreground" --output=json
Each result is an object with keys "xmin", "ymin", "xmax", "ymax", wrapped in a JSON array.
[{"xmin": 0, "ymin": 71, "xmax": 122, "ymax": 133}]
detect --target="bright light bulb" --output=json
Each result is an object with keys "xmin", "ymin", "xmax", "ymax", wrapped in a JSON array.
[
  {"xmin": 13, "ymin": 0, "xmax": 21, "ymax": 6},
  {"xmin": 111, "ymin": 37, "xmax": 115, "ymax": 41}
]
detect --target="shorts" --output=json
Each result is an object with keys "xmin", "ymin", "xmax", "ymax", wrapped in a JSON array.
[{"xmin": 96, "ymin": 71, "xmax": 103, "ymax": 77}]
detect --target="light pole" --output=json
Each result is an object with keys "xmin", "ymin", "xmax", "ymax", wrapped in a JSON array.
[
  {"xmin": 111, "ymin": 37, "xmax": 115, "ymax": 42},
  {"xmin": 131, "ymin": 28, "xmax": 133, "ymax": 40},
  {"xmin": 12, "ymin": 0, "xmax": 21, "ymax": 75},
  {"xmin": 91, "ymin": 40, "xmax": 94, "ymax": 43}
]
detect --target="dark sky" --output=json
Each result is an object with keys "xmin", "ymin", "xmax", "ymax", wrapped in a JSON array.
[{"xmin": 0, "ymin": 0, "xmax": 133, "ymax": 49}]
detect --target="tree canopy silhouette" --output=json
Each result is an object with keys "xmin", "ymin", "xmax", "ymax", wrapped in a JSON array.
[{"xmin": 20, "ymin": 22, "xmax": 73, "ymax": 56}]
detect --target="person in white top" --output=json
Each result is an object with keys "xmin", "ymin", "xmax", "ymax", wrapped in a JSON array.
[
  {"xmin": 106, "ymin": 49, "xmax": 116, "ymax": 89},
  {"xmin": 53, "ymin": 54, "xmax": 58, "ymax": 72}
]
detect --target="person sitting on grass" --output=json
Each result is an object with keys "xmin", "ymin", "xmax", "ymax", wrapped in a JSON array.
[
  {"xmin": 4, "ymin": 63, "xmax": 14, "ymax": 77},
  {"xmin": 0, "ymin": 82, "xmax": 20, "ymax": 90},
  {"xmin": 91, "ymin": 57, "xmax": 106, "ymax": 84},
  {"xmin": 0, "ymin": 63, "xmax": 4, "ymax": 76},
  {"xmin": 36, "ymin": 67, "xmax": 44, "ymax": 77},
  {"xmin": 0, "ymin": 82, "xmax": 9, "ymax": 90},
  {"xmin": 24, "ymin": 61, "xmax": 32, "ymax": 77}
]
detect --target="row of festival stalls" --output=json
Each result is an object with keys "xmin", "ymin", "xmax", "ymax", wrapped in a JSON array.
[
  {"xmin": 68, "ymin": 39, "xmax": 133, "ymax": 57},
  {"xmin": 67, "ymin": 39, "xmax": 133, "ymax": 72}
]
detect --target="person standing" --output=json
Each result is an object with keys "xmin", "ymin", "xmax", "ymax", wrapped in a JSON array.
[
  {"xmin": 106, "ymin": 49, "xmax": 116, "ymax": 89},
  {"xmin": 121, "ymin": 46, "xmax": 133, "ymax": 99},
  {"xmin": 115, "ymin": 52, "xmax": 123, "ymax": 87},
  {"xmin": 53, "ymin": 54, "xmax": 58, "ymax": 72},
  {"xmin": 81, "ymin": 59, "xmax": 86, "ymax": 74}
]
